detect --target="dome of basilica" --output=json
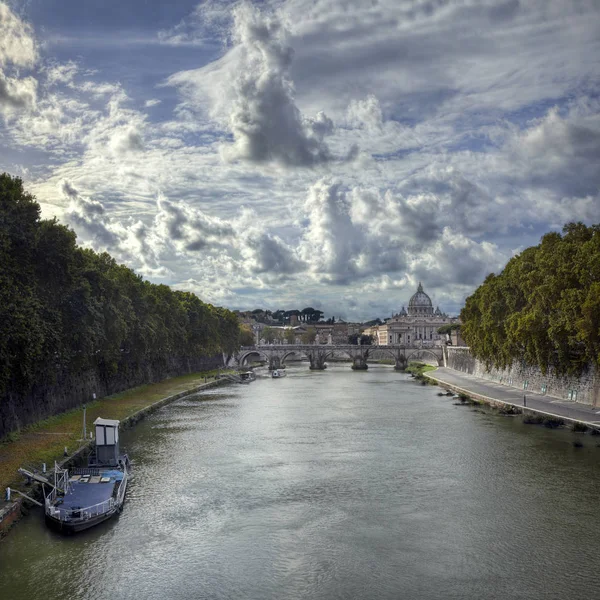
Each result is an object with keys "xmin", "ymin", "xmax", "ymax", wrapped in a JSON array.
[{"xmin": 408, "ymin": 282, "xmax": 434, "ymax": 315}]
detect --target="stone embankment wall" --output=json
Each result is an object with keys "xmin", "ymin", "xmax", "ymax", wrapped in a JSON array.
[
  {"xmin": 0, "ymin": 354, "xmax": 223, "ymax": 440},
  {"xmin": 445, "ymin": 347, "xmax": 599, "ymax": 407}
]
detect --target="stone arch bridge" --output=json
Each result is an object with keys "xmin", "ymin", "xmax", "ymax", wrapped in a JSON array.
[{"xmin": 237, "ymin": 344, "xmax": 444, "ymax": 371}]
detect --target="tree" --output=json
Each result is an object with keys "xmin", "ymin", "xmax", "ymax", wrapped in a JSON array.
[
  {"xmin": 262, "ymin": 327, "xmax": 281, "ymax": 344},
  {"xmin": 0, "ymin": 172, "xmax": 243, "ymax": 407},
  {"xmin": 461, "ymin": 222, "xmax": 600, "ymax": 375},
  {"xmin": 239, "ymin": 325, "xmax": 255, "ymax": 346},
  {"xmin": 300, "ymin": 307, "xmax": 315, "ymax": 322},
  {"xmin": 272, "ymin": 310, "xmax": 285, "ymax": 323},
  {"xmin": 312, "ymin": 309, "xmax": 324, "ymax": 322},
  {"xmin": 284, "ymin": 309, "xmax": 301, "ymax": 324},
  {"xmin": 284, "ymin": 328, "xmax": 296, "ymax": 344},
  {"xmin": 437, "ymin": 324, "xmax": 460, "ymax": 335},
  {"xmin": 301, "ymin": 329, "xmax": 317, "ymax": 344}
]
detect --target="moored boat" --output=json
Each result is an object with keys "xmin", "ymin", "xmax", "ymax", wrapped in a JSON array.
[{"xmin": 43, "ymin": 418, "xmax": 129, "ymax": 534}]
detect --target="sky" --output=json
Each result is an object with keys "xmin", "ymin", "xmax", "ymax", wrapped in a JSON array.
[{"xmin": 1, "ymin": 0, "xmax": 599, "ymax": 320}]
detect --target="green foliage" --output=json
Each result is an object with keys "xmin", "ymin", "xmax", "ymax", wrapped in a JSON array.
[
  {"xmin": 239, "ymin": 324, "xmax": 255, "ymax": 346},
  {"xmin": 0, "ymin": 173, "xmax": 240, "ymax": 398},
  {"xmin": 461, "ymin": 222, "xmax": 600, "ymax": 375},
  {"xmin": 261, "ymin": 326, "xmax": 282, "ymax": 344},
  {"xmin": 300, "ymin": 329, "xmax": 317, "ymax": 344},
  {"xmin": 437, "ymin": 324, "xmax": 460, "ymax": 335},
  {"xmin": 348, "ymin": 333, "xmax": 374, "ymax": 345}
]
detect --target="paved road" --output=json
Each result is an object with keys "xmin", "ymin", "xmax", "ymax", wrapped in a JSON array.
[{"xmin": 428, "ymin": 367, "xmax": 600, "ymax": 426}]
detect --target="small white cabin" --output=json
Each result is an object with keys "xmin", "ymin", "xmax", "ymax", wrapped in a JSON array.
[{"xmin": 94, "ymin": 418, "xmax": 121, "ymax": 466}]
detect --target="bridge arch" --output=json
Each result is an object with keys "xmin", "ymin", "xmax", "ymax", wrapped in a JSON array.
[
  {"xmin": 280, "ymin": 350, "xmax": 310, "ymax": 364},
  {"xmin": 323, "ymin": 349, "xmax": 354, "ymax": 361},
  {"xmin": 406, "ymin": 349, "xmax": 443, "ymax": 366},
  {"xmin": 238, "ymin": 350, "xmax": 270, "ymax": 366},
  {"xmin": 367, "ymin": 347, "xmax": 402, "ymax": 361}
]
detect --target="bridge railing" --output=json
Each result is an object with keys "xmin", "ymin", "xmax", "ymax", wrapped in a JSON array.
[{"xmin": 239, "ymin": 343, "xmax": 443, "ymax": 352}]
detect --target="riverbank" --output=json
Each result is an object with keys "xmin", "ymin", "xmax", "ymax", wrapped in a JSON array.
[
  {"xmin": 0, "ymin": 370, "xmax": 230, "ymax": 538},
  {"xmin": 406, "ymin": 362, "xmax": 438, "ymax": 381},
  {"xmin": 426, "ymin": 367, "xmax": 600, "ymax": 430}
]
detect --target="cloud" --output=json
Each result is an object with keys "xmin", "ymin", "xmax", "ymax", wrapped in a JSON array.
[
  {"xmin": 0, "ymin": 72, "xmax": 36, "ymax": 109},
  {"xmin": 300, "ymin": 179, "xmax": 365, "ymax": 282},
  {"xmin": 109, "ymin": 126, "xmax": 145, "ymax": 155},
  {"xmin": 167, "ymin": 2, "xmax": 354, "ymax": 168},
  {"xmin": 234, "ymin": 207, "xmax": 306, "ymax": 275},
  {"xmin": 3, "ymin": 0, "xmax": 600, "ymax": 320},
  {"xmin": 153, "ymin": 195, "xmax": 305, "ymax": 276},
  {"xmin": 44, "ymin": 61, "xmax": 78, "ymax": 86},
  {"xmin": 157, "ymin": 0, "xmax": 232, "ymax": 47},
  {"xmin": 506, "ymin": 106, "xmax": 600, "ymax": 199},
  {"xmin": 61, "ymin": 179, "xmax": 122, "ymax": 247},
  {"xmin": 410, "ymin": 227, "xmax": 508, "ymax": 287},
  {"xmin": 0, "ymin": 2, "xmax": 37, "ymax": 113},
  {"xmin": 346, "ymin": 95, "xmax": 384, "ymax": 132},
  {"xmin": 0, "ymin": 3, "xmax": 37, "ymax": 68},
  {"xmin": 220, "ymin": 3, "xmax": 342, "ymax": 167},
  {"xmin": 155, "ymin": 194, "xmax": 234, "ymax": 251}
]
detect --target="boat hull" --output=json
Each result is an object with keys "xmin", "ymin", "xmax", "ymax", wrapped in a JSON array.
[
  {"xmin": 45, "ymin": 508, "xmax": 119, "ymax": 534},
  {"xmin": 45, "ymin": 474, "xmax": 128, "ymax": 535}
]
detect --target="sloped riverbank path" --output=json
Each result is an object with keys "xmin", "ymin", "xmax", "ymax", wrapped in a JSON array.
[{"xmin": 427, "ymin": 367, "xmax": 600, "ymax": 426}]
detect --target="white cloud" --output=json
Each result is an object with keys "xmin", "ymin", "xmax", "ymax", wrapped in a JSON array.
[
  {"xmin": 61, "ymin": 178, "xmax": 123, "ymax": 248},
  {"xmin": 0, "ymin": 3, "xmax": 37, "ymax": 68},
  {"xmin": 220, "ymin": 3, "xmax": 339, "ymax": 167},
  {"xmin": 0, "ymin": 2, "xmax": 37, "ymax": 113},
  {"xmin": 109, "ymin": 126, "xmax": 145, "ymax": 155},
  {"xmin": 0, "ymin": 72, "xmax": 36, "ymax": 110}
]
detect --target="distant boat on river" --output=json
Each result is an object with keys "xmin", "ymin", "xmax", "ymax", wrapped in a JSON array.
[{"xmin": 271, "ymin": 369, "xmax": 286, "ymax": 378}]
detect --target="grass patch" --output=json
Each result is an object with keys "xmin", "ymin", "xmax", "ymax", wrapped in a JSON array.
[
  {"xmin": 0, "ymin": 369, "xmax": 222, "ymax": 493},
  {"xmin": 406, "ymin": 362, "xmax": 438, "ymax": 384},
  {"xmin": 453, "ymin": 393, "xmax": 472, "ymax": 406}
]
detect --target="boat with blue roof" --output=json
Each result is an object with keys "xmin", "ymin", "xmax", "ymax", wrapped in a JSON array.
[{"xmin": 43, "ymin": 417, "xmax": 130, "ymax": 533}]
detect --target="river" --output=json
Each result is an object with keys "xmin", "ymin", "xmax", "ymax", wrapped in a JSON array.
[{"xmin": 1, "ymin": 364, "xmax": 600, "ymax": 600}]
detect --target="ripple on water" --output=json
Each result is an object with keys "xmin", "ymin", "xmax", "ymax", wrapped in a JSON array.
[{"xmin": 1, "ymin": 366, "xmax": 600, "ymax": 600}]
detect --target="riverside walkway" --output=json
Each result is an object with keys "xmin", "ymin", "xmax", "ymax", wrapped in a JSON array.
[{"xmin": 427, "ymin": 367, "xmax": 600, "ymax": 427}]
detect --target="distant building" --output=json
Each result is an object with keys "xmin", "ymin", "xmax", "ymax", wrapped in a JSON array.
[
  {"xmin": 314, "ymin": 320, "xmax": 361, "ymax": 344},
  {"xmin": 362, "ymin": 282, "xmax": 459, "ymax": 346}
]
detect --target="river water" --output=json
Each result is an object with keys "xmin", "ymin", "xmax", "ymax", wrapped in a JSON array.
[{"xmin": 1, "ymin": 365, "xmax": 600, "ymax": 600}]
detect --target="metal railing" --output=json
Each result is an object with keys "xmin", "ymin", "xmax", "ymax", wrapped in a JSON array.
[
  {"xmin": 45, "ymin": 469, "xmax": 128, "ymax": 522},
  {"xmin": 71, "ymin": 467, "xmax": 101, "ymax": 476},
  {"xmin": 46, "ymin": 496, "xmax": 115, "ymax": 522}
]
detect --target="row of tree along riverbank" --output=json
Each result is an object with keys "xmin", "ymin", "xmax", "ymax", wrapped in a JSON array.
[
  {"xmin": 460, "ymin": 222, "xmax": 600, "ymax": 378},
  {"xmin": 1, "ymin": 174, "xmax": 241, "ymax": 439}
]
